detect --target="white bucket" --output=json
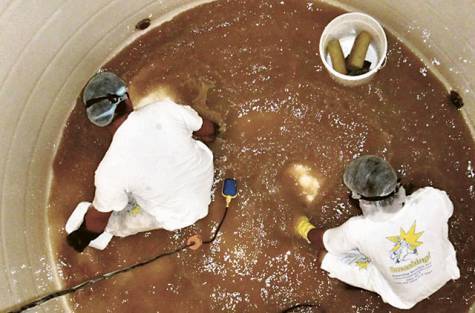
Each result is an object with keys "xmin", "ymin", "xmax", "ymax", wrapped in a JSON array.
[{"xmin": 319, "ymin": 12, "xmax": 388, "ymax": 86}]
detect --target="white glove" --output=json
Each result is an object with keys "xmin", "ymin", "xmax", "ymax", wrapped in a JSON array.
[
  {"xmin": 65, "ymin": 202, "xmax": 91, "ymax": 234},
  {"xmin": 89, "ymin": 232, "xmax": 113, "ymax": 250}
]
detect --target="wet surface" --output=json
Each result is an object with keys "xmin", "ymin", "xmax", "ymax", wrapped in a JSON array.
[{"xmin": 48, "ymin": 0, "xmax": 475, "ymax": 312}]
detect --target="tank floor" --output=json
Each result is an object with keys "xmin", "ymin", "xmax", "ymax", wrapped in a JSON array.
[{"xmin": 48, "ymin": 0, "xmax": 475, "ymax": 312}]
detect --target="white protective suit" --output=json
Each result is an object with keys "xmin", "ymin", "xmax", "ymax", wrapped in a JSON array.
[
  {"xmin": 66, "ymin": 100, "xmax": 214, "ymax": 249},
  {"xmin": 321, "ymin": 187, "xmax": 460, "ymax": 309}
]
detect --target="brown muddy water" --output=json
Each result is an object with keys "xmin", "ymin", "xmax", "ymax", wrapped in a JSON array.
[{"xmin": 48, "ymin": 0, "xmax": 475, "ymax": 312}]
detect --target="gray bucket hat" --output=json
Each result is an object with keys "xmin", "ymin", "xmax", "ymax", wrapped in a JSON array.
[
  {"xmin": 82, "ymin": 71, "xmax": 128, "ymax": 127},
  {"xmin": 343, "ymin": 155, "xmax": 398, "ymax": 199}
]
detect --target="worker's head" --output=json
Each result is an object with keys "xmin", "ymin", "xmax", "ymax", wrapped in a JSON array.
[
  {"xmin": 343, "ymin": 155, "xmax": 398, "ymax": 202},
  {"xmin": 83, "ymin": 71, "xmax": 130, "ymax": 127}
]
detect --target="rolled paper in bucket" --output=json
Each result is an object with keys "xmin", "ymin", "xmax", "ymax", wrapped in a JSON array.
[{"xmin": 319, "ymin": 12, "xmax": 388, "ymax": 86}]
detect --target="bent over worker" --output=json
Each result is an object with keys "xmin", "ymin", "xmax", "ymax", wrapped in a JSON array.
[
  {"xmin": 65, "ymin": 71, "xmax": 217, "ymax": 252},
  {"xmin": 296, "ymin": 155, "xmax": 460, "ymax": 309}
]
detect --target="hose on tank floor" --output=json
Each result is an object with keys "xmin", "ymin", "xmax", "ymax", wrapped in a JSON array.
[
  {"xmin": 280, "ymin": 303, "xmax": 319, "ymax": 313},
  {"xmin": 6, "ymin": 205, "xmax": 229, "ymax": 313},
  {"xmin": 6, "ymin": 178, "xmax": 239, "ymax": 313},
  {"xmin": 5, "ymin": 178, "xmax": 318, "ymax": 313}
]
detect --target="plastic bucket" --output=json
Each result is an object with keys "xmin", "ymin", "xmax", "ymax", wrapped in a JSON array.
[{"xmin": 319, "ymin": 12, "xmax": 388, "ymax": 86}]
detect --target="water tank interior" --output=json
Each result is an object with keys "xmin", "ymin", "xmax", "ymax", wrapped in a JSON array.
[{"xmin": 0, "ymin": 0, "xmax": 473, "ymax": 312}]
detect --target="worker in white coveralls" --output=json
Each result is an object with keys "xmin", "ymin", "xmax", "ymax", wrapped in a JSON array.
[
  {"xmin": 296, "ymin": 155, "xmax": 460, "ymax": 309},
  {"xmin": 66, "ymin": 71, "xmax": 217, "ymax": 252}
]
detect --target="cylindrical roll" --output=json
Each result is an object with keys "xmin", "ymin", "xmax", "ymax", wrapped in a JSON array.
[
  {"xmin": 346, "ymin": 31, "xmax": 372, "ymax": 71},
  {"xmin": 327, "ymin": 39, "xmax": 347, "ymax": 74}
]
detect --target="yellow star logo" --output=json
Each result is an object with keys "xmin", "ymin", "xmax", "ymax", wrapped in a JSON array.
[
  {"xmin": 386, "ymin": 222, "xmax": 424, "ymax": 252},
  {"xmin": 355, "ymin": 261, "xmax": 369, "ymax": 270},
  {"xmin": 129, "ymin": 205, "xmax": 141, "ymax": 216}
]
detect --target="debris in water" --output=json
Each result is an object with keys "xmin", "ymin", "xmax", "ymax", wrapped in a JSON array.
[
  {"xmin": 449, "ymin": 90, "xmax": 464, "ymax": 109},
  {"xmin": 135, "ymin": 18, "xmax": 151, "ymax": 31}
]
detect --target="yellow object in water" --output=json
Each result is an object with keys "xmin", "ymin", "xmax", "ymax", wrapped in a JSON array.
[{"xmin": 295, "ymin": 216, "xmax": 316, "ymax": 243}]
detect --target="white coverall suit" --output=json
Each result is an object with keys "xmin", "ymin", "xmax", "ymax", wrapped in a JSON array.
[
  {"xmin": 65, "ymin": 100, "xmax": 214, "ymax": 249},
  {"xmin": 321, "ymin": 187, "xmax": 460, "ymax": 309}
]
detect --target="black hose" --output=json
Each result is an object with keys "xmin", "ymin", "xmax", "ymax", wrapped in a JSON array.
[
  {"xmin": 6, "ymin": 205, "xmax": 317, "ymax": 313},
  {"xmin": 203, "ymin": 205, "xmax": 229, "ymax": 244},
  {"xmin": 5, "ymin": 206, "xmax": 229, "ymax": 313},
  {"xmin": 281, "ymin": 303, "xmax": 319, "ymax": 313}
]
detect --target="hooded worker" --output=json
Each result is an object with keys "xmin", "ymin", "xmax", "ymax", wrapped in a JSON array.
[
  {"xmin": 65, "ymin": 71, "xmax": 217, "ymax": 252},
  {"xmin": 296, "ymin": 155, "xmax": 460, "ymax": 309}
]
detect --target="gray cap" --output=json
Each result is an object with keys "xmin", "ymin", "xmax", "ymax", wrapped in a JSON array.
[
  {"xmin": 82, "ymin": 71, "xmax": 128, "ymax": 127},
  {"xmin": 343, "ymin": 155, "xmax": 398, "ymax": 198}
]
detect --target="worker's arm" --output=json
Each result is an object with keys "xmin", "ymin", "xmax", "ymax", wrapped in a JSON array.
[
  {"xmin": 321, "ymin": 217, "xmax": 362, "ymax": 256},
  {"xmin": 66, "ymin": 205, "xmax": 112, "ymax": 252},
  {"xmin": 297, "ymin": 216, "xmax": 362, "ymax": 264},
  {"xmin": 193, "ymin": 118, "xmax": 218, "ymax": 143},
  {"xmin": 67, "ymin": 142, "xmax": 128, "ymax": 252},
  {"xmin": 307, "ymin": 228, "xmax": 326, "ymax": 252},
  {"xmin": 307, "ymin": 228, "xmax": 327, "ymax": 266},
  {"xmin": 84, "ymin": 205, "xmax": 112, "ymax": 233},
  {"xmin": 296, "ymin": 217, "xmax": 327, "ymax": 252},
  {"xmin": 177, "ymin": 104, "xmax": 218, "ymax": 143}
]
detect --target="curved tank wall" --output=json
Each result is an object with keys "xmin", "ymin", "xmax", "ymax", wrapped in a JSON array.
[{"xmin": 0, "ymin": 0, "xmax": 473, "ymax": 312}]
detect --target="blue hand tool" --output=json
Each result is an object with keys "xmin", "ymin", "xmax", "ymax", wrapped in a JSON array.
[{"xmin": 222, "ymin": 178, "xmax": 238, "ymax": 207}]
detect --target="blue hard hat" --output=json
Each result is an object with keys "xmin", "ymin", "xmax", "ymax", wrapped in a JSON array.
[{"xmin": 82, "ymin": 71, "xmax": 128, "ymax": 127}]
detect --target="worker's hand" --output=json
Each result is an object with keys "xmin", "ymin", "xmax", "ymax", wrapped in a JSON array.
[
  {"xmin": 66, "ymin": 222, "xmax": 101, "ymax": 253},
  {"xmin": 193, "ymin": 118, "xmax": 218, "ymax": 143},
  {"xmin": 307, "ymin": 228, "xmax": 326, "ymax": 252}
]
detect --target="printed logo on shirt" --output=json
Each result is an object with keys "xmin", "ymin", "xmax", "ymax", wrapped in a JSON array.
[
  {"xmin": 355, "ymin": 258, "xmax": 370, "ymax": 270},
  {"xmin": 342, "ymin": 249, "xmax": 371, "ymax": 270},
  {"xmin": 128, "ymin": 205, "xmax": 142, "ymax": 216},
  {"xmin": 386, "ymin": 221, "xmax": 424, "ymax": 264},
  {"xmin": 386, "ymin": 221, "xmax": 432, "ymax": 284}
]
